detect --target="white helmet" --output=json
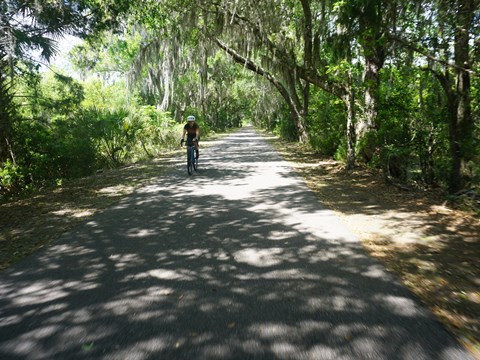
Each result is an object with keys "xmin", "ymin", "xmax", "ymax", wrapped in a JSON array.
[{"xmin": 187, "ymin": 115, "xmax": 195, "ymax": 121}]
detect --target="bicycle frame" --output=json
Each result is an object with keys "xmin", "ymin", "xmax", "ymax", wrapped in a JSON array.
[{"xmin": 184, "ymin": 139, "xmax": 197, "ymax": 175}]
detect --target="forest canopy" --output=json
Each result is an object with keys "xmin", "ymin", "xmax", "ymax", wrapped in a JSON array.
[{"xmin": 0, "ymin": 0, "xmax": 479, "ymax": 198}]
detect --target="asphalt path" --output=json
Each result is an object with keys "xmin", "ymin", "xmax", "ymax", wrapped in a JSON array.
[{"xmin": 0, "ymin": 127, "xmax": 473, "ymax": 360}]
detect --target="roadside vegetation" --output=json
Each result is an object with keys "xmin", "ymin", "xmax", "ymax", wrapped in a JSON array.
[{"xmin": 1, "ymin": 1, "xmax": 479, "ymax": 203}]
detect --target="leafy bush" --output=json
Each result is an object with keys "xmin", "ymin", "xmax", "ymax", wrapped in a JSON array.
[
  {"xmin": 127, "ymin": 106, "xmax": 180, "ymax": 158},
  {"xmin": 307, "ymin": 89, "xmax": 345, "ymax": 157},
  {"xmin": 0, "ymin": 160, "xmax": 24, "ymax": 196},
  {"xmin": 273, "ymin": 116, "xmax": 299, "ymax": 141}
]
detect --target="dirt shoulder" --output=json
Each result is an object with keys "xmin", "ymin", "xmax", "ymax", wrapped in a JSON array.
[
  {"xmin": 0, "ymin": 156, "xmax": 172, "ymax": 270},
  {"xmin": 1, "ymin": 131, "xmax": 479, "ymax": 358}
]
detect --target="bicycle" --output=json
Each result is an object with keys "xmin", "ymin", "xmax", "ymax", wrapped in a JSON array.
[{"xmin": 181, "ymin": 138, "xmax": 198, "ymax": 175}]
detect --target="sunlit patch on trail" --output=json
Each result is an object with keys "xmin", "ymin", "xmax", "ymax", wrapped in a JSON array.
[{"xmin": 233, "ymin": 247, "xmax": 284, "ymax": 267}]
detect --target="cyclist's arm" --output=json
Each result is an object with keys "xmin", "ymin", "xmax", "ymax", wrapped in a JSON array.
[
  {"xmin": 195, "ymin": 127, "xmax": 200, "ymax": 139},
  {"xmin": 181, "ymin": 128, "xmax": 187, "ymax": 140}
]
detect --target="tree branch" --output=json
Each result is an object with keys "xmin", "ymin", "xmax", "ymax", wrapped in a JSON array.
[
  {"xmin": 214, "ymin": 38, "xmax": 289, "ymax": 98},
  {"xmin": 299, "ymin": 0, "xmax": 313, "ymax": 68},
  {"xmin": 389, "ymin": 34, "xmax": 478, "ymax": 75}
]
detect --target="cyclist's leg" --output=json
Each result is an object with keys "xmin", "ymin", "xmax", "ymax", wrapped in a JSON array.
[{"xmin": 186, "ymin": 138, "xmax": 193, "ymax": 155}]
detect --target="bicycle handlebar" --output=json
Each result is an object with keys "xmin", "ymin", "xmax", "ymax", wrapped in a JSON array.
[{"xmin": 181, "ymin": 138, "xmax": 198, "ymax": 147}]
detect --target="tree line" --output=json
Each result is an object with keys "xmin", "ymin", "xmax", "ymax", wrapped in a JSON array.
[{"xmin": 1, "ymin": 0, "xmax": 479, "ymax": 198}]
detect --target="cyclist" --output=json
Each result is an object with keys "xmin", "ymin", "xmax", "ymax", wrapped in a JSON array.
[{"xmin": 181, "ymin": 115, "xmax": 200, "ymax": 159}]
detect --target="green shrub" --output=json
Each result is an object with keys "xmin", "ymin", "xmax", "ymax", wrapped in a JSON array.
[{"xmin": 0, "ymin": 160, "xmax": 24, "ymax": 196}]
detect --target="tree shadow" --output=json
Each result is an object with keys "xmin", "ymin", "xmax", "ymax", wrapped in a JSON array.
[
  {"xmin": 276, "ymin": 134, "xmax": 480, "ymax": 358},
  {"xmin": 0, "ymin": 127, "xmax": 473, "ymax": 360}
]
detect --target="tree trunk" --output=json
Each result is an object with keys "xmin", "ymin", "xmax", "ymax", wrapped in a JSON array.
[
  {"xmin": 356, "ymin": 56, "xmax": 381, "ymax": 162},
  {"xmin": 355, "ymin": 1, "xmax": 386, "ymax": 163},
  {"xmin": 284, "ymin": 70, "xmax": 310, "ymax": 143},
  {"xmin": 0, "ymin": 59, "xmax": 15, "ymax": 165},
  {"xmin": 449, "ymin": 0, "xmax": 474, "ymax": 193},
  {"xmin": 159, "ymin": 58, "xmax": 170, "ymax": 111},
  {"xmin": 343, "ymin": 72, "xmax": 356, "ymax": 170},
  {"xmin": 291, "ymin": 105, "xmax": 309, "ymax": 144}
]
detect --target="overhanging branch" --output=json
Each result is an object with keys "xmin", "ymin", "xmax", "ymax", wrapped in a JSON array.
[
  {"xmin": 389, "ymin": 34, "xmax": 477, "ymax": 75},
  {"xmin": 214, "ymin": 38, "xmax": 290, "ymax": 97}
]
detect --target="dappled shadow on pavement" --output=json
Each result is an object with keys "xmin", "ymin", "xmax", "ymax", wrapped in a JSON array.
[
  {"xmin": 282, "ymin": 142, "xmax": 479, "ymax": 354},
  {"xmin": 0, "ymin": 128, "xmax": 472, "ymax": 359}
]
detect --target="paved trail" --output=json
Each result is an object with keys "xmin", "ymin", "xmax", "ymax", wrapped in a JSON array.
[{"xmin": 0, "ymin": 127, "xmax": 473, "ymax": 359}]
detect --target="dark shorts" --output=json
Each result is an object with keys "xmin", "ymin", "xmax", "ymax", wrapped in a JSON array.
[{"xmin": 186, "ymin": 137, "xmax": 199, "ymax": 146}]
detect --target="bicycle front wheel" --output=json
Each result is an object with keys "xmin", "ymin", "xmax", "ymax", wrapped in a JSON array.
[{"xmin": 187, "ymin": 148, "xmax": 193, "ymax": 175}]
